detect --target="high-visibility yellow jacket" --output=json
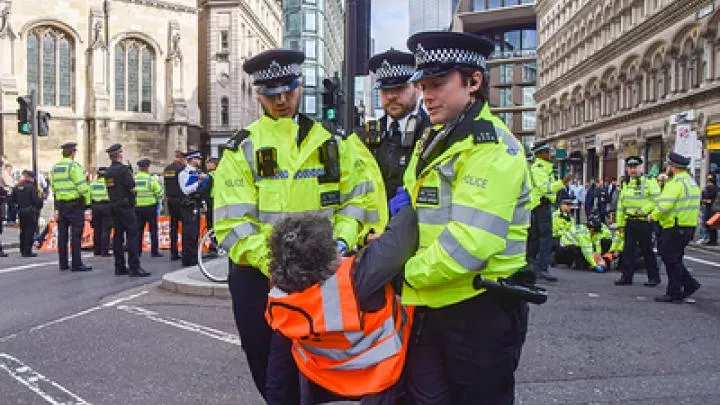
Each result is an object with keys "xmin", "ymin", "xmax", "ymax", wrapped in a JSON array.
[
  {"xmin": 213, "ymin": 114, "xmax": 388, "ymax": 276},
  {"xmin": 552, "ymin": 209, "xmax": 575, "ymax": 238},
  {"xmin": 90, "ymin": 179, "xmax": 109, "ymax": 202},
  {"xmin": 560, "ymin": 224, "xmax": 610, "ymax": 267},
  {"xmin": 134, "ymin": 172, "xmax": 163, "ymax": 207},
  {"xmin": 401, "ymin": 101, "xmax": 532, "ymax": 308},
  {"xmin": 616, "ymin": 176, "xmax": 660, "ymax": 227},
  {"xmin": 530, "ymin": 158, "xmax": 563, "ymax": 207},
  {"xmin": 609, "ymin": 226, "xmax": 624, "ymax": 252},
  {"xmin": 50, "ymin": 157, "xmax": 90, "ymax": 205},
  {"xmin": 651, "ymin": 171, "xmax": 701, "ymax": 229}
]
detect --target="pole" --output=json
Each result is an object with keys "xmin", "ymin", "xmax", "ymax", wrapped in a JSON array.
[
  {"xmin": 343, "ymin": 0, "xmax": 356, "ymax": 136},
  {"xmin": 31, "ymin": 89, "xmax": 38, "ymax": 176}
]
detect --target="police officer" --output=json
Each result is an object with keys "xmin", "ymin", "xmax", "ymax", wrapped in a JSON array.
[
  {"xmin": 614, "ymin": 156, "xmax": 661, "ymax": 287},
  {"xmin": 164, "ymin": 150, "xmax": 186, "ymax": 261},
  {"xmin": 178, "ymin": 150, "xmax": 207, "ymax": 267},
  {"xmin": 650, "ymin": 152, "xmax": 701, "ymax": 303},
  {"xmin": 105, "ymin": 144, "xmax": 150, "ymax": 277},
  {"xmin": 400, "ymin": 31, "xmax": 533, "ymax": 404},
  {"xmin": 528, "ymin": 143, "xmax": 571, "ymax": 282},
  {"xmin": 135, "ymin": 159, "xmax": 164, "ymax": 257},
  {"xmin": 50, "ymin": 142, "xmax": 92, "ymax": 272},
  {"xmin": 10, "ymin": 170, "xmax": 43, "ymax": 257},
  {"xmin": 90, "ymin": 167, "xmax": 113, "ymax": 257},
  {"xmin": 360, "ymin": 49, "xmax": 431, "ymax": 202},
  {"xmin": 212, "ymin": 49, "xmax": 387, "ymax": 404}
]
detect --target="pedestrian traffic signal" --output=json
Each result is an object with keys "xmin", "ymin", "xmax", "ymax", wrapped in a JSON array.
[
  {"xmin": 37, "ymin": 111, "xmax": 51, "ymax": 137},
  {"xmin": 326, "ymin": 108, "xmax": 336, "ymax": 120},
  {"xmin": 16, "ymin": 95, "xmax": 33, "ymax": 135}
]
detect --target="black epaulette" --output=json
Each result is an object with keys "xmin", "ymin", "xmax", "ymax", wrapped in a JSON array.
[
  {"xmin": 472, "ymin": 119, "xmax": 499, "ymax": 144},
  {"xmin": 357, "ymin": 120, "xmax": 383, "ymax": 147},
  {"xmin": 224, "ymin": 129, "xmax": 251, "ymax": 152}
]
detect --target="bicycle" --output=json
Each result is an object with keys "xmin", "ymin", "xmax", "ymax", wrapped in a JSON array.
[{"xmin": 197, "ymin": 229, "xmax": 229, "ymax": 283}]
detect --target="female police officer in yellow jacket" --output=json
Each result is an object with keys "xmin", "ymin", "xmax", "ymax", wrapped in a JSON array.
[
  {"xmin": 399, "ymin": 31, "xmax": 533, "ymax": 405},
  {"xmin": 212, "ymin": 49, "xmax": 387, "ymax": 404}
]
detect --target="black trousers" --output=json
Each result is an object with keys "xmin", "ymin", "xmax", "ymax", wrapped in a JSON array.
[
  {"xmin": 18, "ymin": 208, "xmax": 38, "ymax": 256},
  {"xmin": 228, "ymin": 264, "xmax": 300, "ymax": 404},
  {"xmin": 91, "ymin": 203, "xmax": 113, "ymax": 255},
  {"xmin": 527, "ymin": 202, "xmax": 552, "ymax": 274},
  {"xmin": 659, "ymin": 227, "xmax": 697, "ymax": 299},
  {"xmin": 167, "ymin": 198, "xmax": 182, "ymax": 257},
  {"xmin": 405, "ymin": 292, "xmax": 529, "ymax": 405},
  {"xmin": 554, "ymin": 245, "xmax": 585, "ymax": 269},
  {"xmin": 136, "ymin": 205, "xmax": 159, "ymax": 255},
  {"xmin": 620, "ymin": 220, "xmax": 660, "ymax": 282},
  {"xmin": 181, "ymin": 203, "xmax": 200, "ymax": 266},
  {"xmin": 111, "ymin": 200, "xmax": 141, "ymax": 272},
  {"xmin": 56, "ymin": 200, "xmax": 85, "ymax": 269}
]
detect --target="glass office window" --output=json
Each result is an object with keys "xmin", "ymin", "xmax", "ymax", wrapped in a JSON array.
[
  {"xmin": 304, "ymin": 67, "xmax": 317, "ymax": 86},
  {"xmin": 499, "ymin": 88, "xmax": 512, "ymax": 106},
  {"xmin": 504, "ymin": 30, "xmax": 521, "ymax": 56},
  {"xmin": 522, "ymin": 111, "xmax": 536, "ymax": 131},
  {"xmin": 522, "ymin": 29, "xmax": 537, "ymax": 50},
  {"xmin": 304, "ymin": 11, "xmax": 316, "ymax": 32},
  {"xmin": 304, "ymin": 39, "xmax": 316, "ymax": 59},
  {"xmin": 523, "ymin": 86, "xmax": 535, "ymax": 106},
  {"xmin": 522, "ymin": 61, "xmax": 537, "ymax": 82},
  {"xmin": 304, "ymin": 94, "xmax": 317, "ymax": 114},
  {"xmin": 499, "ymin": 64, "xmax": 513, "ymax": 84}
]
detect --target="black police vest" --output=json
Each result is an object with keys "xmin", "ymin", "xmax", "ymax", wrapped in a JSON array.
[
  {"xmin": 105, "ymin": 162, "xmax": 134, "ymax": 202},
  {"xmin": 164, "ymin": 162, "xmax": 184, "ymax": 199}
]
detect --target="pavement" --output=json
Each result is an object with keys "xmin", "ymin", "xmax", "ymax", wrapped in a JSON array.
[{"xmin": 0, "ymin": 224, "xmax": 19, "ymax": 250}]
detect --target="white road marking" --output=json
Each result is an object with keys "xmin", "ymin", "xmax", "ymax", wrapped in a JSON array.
[
  {"xmin": 0, "ymin": 353, "xmax": 91, "ymax": 405},
  {"xmin": 116, "ymin": 305, "xmax": 241, "ymax": 347},
  {"xmin": 684, "ymin": 255, "xmax": 720, "ymax": 268},
  {"xmin": 0, "ymin": 254, "xmax": 93, "ymax": 275}
]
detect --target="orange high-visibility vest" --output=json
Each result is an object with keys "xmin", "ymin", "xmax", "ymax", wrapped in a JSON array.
[{"xmin": 266, "ymin": 257, "xmax": 413, "ymax": 397}]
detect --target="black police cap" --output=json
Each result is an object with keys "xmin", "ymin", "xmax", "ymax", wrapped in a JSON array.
[
  {"xmin": 137, "ymin": 159, "xmax": 151, "ymax": 168},
  {"xmin": 61, "ymin": 142, "xmax": 77, "ymax": 152},
  {"xmin": 105, "ymin": 143, "xmax": 123, "ymax": 154},
  {"xmin": 625, "ymin": 156, "xmax": 643, "ymax": 166},
  {"xmin": 531, "ymin": 144, "xmax": 551, "ymax": 154},
  {"xmin": 667, "ymin": 152, "xmax": 690, "ymax": 168},
  {"xmin": 407, "ymin": 31, "xmax": 494, "ymax": 82},
  {"xmin": 97, "ymin": 167, "xmax": 108, "ymax": 175},
  {"xmin": 369, "ymin": 49, "xmax": 416, "ymax": 89},
  {"xmin": 22, "ymin": 170, "xmax": 36, "ymax": 178},
  {"xmin": 243, "ymin": 49, "xmax": 304, "ymax": 95},
  {"xmin": 185, "ymin": 150, "xmax": 202, "ymax": 160}
]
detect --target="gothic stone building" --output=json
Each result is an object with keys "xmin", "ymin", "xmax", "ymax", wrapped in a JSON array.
[{"xmin": 0, "ymin": 0, "xmax": 201, "ymax": 173}]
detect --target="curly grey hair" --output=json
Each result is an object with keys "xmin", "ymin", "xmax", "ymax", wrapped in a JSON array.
[{"xmin": 268, "ymin": 214, "xmax": 339, "ymax": 293}]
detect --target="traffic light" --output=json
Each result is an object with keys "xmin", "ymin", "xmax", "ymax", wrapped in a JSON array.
[
  {"xmin": 17, "ymin": 95, "xmax": 33, "ymax": 135},
  {"xmin": 322, "ymin": 78, "xmax": 338, "ymax": 121},
  {"xmin": 37, "ymin": 111, "xmax": 51, "ymax": 137}
]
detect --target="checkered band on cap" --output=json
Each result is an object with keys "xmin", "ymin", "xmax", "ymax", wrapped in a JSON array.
[
  {"xmin": 414, "ymin": 44, "xmax": 487, "ymax": 70},
  {"xmin": 375, "ymin": 60, "xmax": 415, "ymax": 79},
  {"xmin": 252, "ymin": 60, "xmax": 302, "ymax": 82}
]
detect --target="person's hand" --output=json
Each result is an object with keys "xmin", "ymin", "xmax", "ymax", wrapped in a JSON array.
[
  {"xmin": 365, "ymin": 232, "xmax": 380, "ymax": 243},
  {"xmin": 389, "ymin": 187, "xmax": 411, "ymax": 216},
  {"xmin": 594, "ymin": 265, "xmax": 606, "ymax": 273}
]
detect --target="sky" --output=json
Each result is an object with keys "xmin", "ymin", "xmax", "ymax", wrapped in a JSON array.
[{"xmin": 371, "ymin": 0, "xmax": 410, "ymax": 53}]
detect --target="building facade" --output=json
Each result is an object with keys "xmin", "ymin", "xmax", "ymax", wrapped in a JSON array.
[
  {"xmin": 454, "ymin": 0, "xmax": 537, "ymax": 148},
  {"xmin": 0, "ymin": 0, "xmax": 201, "ymax": 172},
  {"xmin": 198, "ymin": 0, "xmax": 282, "ymax": 157},
  {"xmin": 283, "ymin": 0, "xmax": 343, "ymax": 119},
  {"xmin": 409, "ymin": 0, "xmax": 456, "ymax": 34},
  {"xmin": 535, "ymin": 0, "xmax": 720, "ymax": 183}
]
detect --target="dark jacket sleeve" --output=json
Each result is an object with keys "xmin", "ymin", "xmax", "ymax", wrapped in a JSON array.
[
  {"xmin": 352, "ymin": 206, "xmax": 419, "ymax": 312},
  {"xmin": 32, "ymin": 188, "xmax": 43, "ymax": 210}
]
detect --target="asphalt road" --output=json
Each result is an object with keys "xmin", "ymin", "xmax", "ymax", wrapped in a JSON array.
[{"xmin": 0, "ymin": 247, "xmax": 718, "ymax": 405}]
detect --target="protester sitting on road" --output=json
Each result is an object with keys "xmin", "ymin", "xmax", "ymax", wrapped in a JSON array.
[
  {"xmin": 265, "ymin": 205, "xmax": 418, "ymax": 405},
  {"xmin": 555, "ymin": 216, "xmax": 612, "ymax": 272}
]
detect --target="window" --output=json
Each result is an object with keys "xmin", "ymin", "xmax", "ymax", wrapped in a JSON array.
[
  {"xmin": 522, "ymin": 86, "xmax": 535, "ymax": 106},
  {"xmin": 304, "ymin": 94, "xmax": 317, "ymax": 115},
  {"xmin": 286, "ymin": 13, "xmax": 300, "ymax": 35},
  {"xmin": 115, "ymin": 39, "xmax": 154, "ymax": 112},
  {"xmin": 220, "ymin": 30, "xmax": 229, "ymax": 52},
  {"xmin": 521, "ymin": 29, "xmax": 537, "ymax": 51},
  {"xmin": 304, "ymin": 39, "xmax": 316, "ymax": 59},
  {"xmin": 503, "ymin": 30, "xmax": 521, "ymax": 56},
  {"xmin": 488, "ymin": 0, "xmax": 501, "ymax": 8},
  {"xmin": 522, "ymin": 111, "xmax": 536, "ymax": 131},
  {"xmin": 304, "ymin": 11, "xmax": 316, "ymax": 32},
  {"xmin": 499, "ymin": 64, "xmax": 513, "ymax": 84},
  {"xmin": 499, "ymin": 88, "xmax": 512, "ymax": 106},
  {"xmin": 304, "ymin": 67, "xmax": 317, "ymax": 86},
  {"xmin": 473, "ymin": 0, "xmax": 486, "ymax": 10},
  {"xmin": 221, "ymin": 97, "xmax": 229, "ymax": 126},
  {"xmin": 522, "ymin": 61, "xmax": 536, "ymax": 82},
  {"xmin": 498, "ymin": 112, "xmax": 513, "ymax": 130},
  {"xmin": 26, "ymin": 26, "xmax": 73, "ymax": 107}
]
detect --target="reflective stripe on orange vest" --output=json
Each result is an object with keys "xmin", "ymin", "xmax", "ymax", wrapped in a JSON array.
[{"xmin": 266, "ymin": 256, "xmax": 413, "ymax": 397}]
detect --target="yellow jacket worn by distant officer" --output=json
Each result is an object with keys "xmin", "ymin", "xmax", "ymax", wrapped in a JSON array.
[
  {"xmin": 90, "ymin": 179, "xmax": 109, "ymax": 202},
  {"xmin": 530, "ymin": 157, "xmax": 563, "ymax": 208},
  {"xmin": 134, "ymin": 172, "xmax": 163, "ymax": 207},
  {"xmin": 616, "ymin": 176, "xmax": 660, "ymax": 227},
  {"xmin": 402, "ymin": 101, "xmax": 532, "ymax": 308},
  {"xmin": 213, "ymin": 114, "xmax": 388, "ymax": 276},
  {"xmin": 651, "ymin": 171, "xmax": 701, "ymax": 229},
  {"xmin": 51, "ymin": 157, "xmax": 90, "ymax": 205},
  {"xmin": 552, "ymin": 209, "xmax": 575, "ymax": 238}
]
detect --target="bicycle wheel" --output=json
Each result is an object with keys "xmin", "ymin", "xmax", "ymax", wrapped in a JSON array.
[{"xmin": 197, "ymin": 229, "xmax": 229, "ymax": 283}]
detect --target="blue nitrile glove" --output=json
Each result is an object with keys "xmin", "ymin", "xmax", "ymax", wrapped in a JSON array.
[
  {"xmin": 389, "ymin": 187, "xmax": 411, "ymax": 216},
  {"xmin": 336, "ymin": 239, "xmax": 349, "ymax": 256},
  {"xmin": 594, "ymin": 265, "xmax": 606, "ymax": 273}
]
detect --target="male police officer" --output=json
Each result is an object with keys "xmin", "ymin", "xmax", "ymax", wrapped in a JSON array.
[
  {"xmin": 614, "ymin": 156, "xmax": 661, "ymax": 287},
  {"xmin": 50, "ymin": 142, "xmax": 92, "ymax": 272},
  {"xmin": 105, "ymin": 144, "xmax": 150, "ymax": 277},
  {"xmin": 212, "ymin": 49, "xmax": 386, "ymax": 404},
  {"xmin": 528, "ymin": 143, "xmax": 571, "ymax": 282},
  {"xmin": 164, "ymin": 150, "xmax": 186, "ymax": 261},
  {"xmin": 401, "ymin": 31, "xmax": 533, "ymax": 405},
  {"xmin": 178, "ymin": 150, "xmax": 208, "ymax": 267},
  {"xmin": 650, "ymin": 152, "xmax": 701, "ymax": 303},
  {"xmin": 135, "ymin": 159, "xmax": 164, "ymax": 257},
  {"xmin": 10, "ymin": 170, "xmax": 43, "ymax": 257},
  {"xmin": 360, "ymin": 49, "xmax": 430, "ymax": 202},
  {"xmin": 90, "ymin": 167, "xmax": 113, "ymax": 257}
]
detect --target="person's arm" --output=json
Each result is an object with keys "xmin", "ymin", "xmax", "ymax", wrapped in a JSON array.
[
  {"xmin": 178, "ymin": 168, "xmax": 200, "ymax": 195},
  {"xmin": 71, "ymin": 163, "xmax": 91, "ymax": 205},
  {"xmin": 352, "ymin": 207, "xmax": 418, "ymax": 303},
  {"xmin": 32, "ymin": 187, "xmax": 43, "ymax": 209},
  {"xmin": 151, "ymin": 176, "xmax": 164, "ymax": 200}
]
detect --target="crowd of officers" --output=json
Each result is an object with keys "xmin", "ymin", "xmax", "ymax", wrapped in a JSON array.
[{"xmin": 47, "ymin": 142, "xmax": 216, "ymax": 276}]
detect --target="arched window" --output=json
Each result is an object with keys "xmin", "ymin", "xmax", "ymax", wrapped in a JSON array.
[
  {"xmin": 115, "ymin": 39, "xmax": 154, "ymax": 112},
  {"xmin": 221, "ymin": 97, "xmax": 229, "ymax": 126},
  {"xmin": 27, "ymin": 26, "xmax": 73, "ymax": 107}
]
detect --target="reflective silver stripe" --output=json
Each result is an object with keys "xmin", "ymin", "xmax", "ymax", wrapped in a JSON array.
[
  {"xmin": 240, "ymin": 139, "xmax": 259, "ymax": 181},
  {"xmin": 269, "ymin": 287, "xmax": 288, "ymax": 298},
  {"xmin": 341, "ymin": 181, "xmax": 374, "ymax": 203},
  {"xmin": 452, "ymin": 204, "xmax": 509, "ymax": 239},
  {"xmin": 294, "ymin": 346, "xmax": 308, "ymax": 362},
  {"xmin": 219, "ymin": 222, "xmax": 260, "ymax": 251},
  {"xmin": 417, "ymin": 206, "xmax": 451, "ymax": 225},
  {"xmin": 214, "ymin": 204, "xmax": 259, "ymax": 221},
  {"xmin": 259, "ymin": 209, "xmax": 334, "ymax": 225},
  {"xmin": 656, "ymin": 197, "xmax": 698, "ymax": 203},
  {"xmin": 300, "ymin": 316, "xmax": 396, "ymax": 360},
  {"xmin": 502, "ymin": 240, "xmax": 526, "ymax": 256},
  {"xmin": 320, "ymin": 275, "xmax": 344, "ymax": 332},
  {"xmin": 511, "ymin": 178, "xmax": 531, "ymax": 226},
  {"xmin": 75, "ymin": 180, "xmax": 87, "ymax": 186},
  {"xmin": 330, "ymin": 332, "xmax": 403, "ymax": 371},
  {"xmin": 337, "ymin": 206, "xmax": 379, "ymax": 223},
  {"xmin": 438, "ymin": 229, "xmax": 487, "ymax": 272}
]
